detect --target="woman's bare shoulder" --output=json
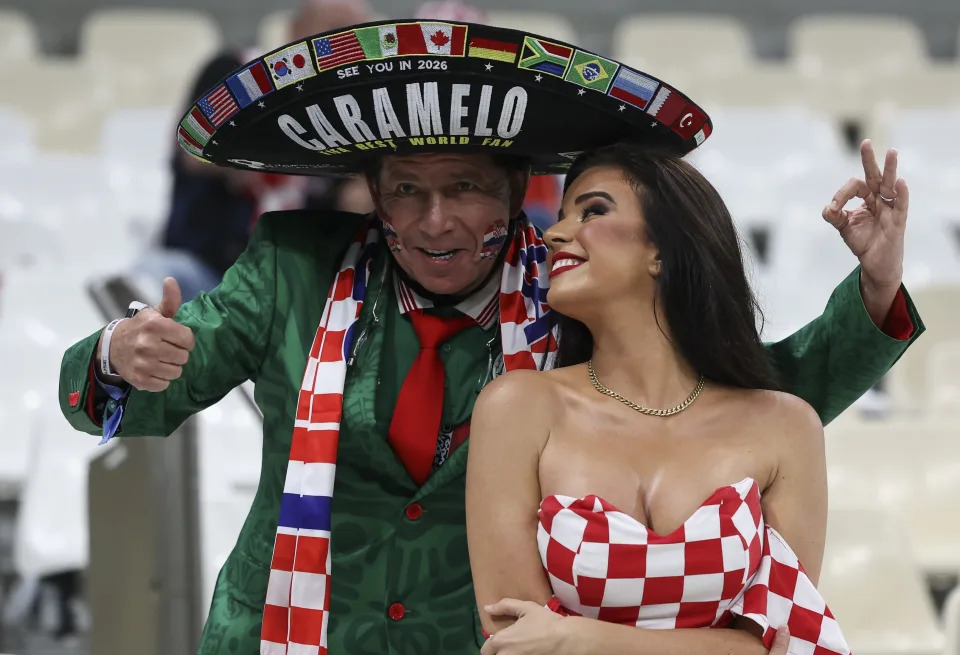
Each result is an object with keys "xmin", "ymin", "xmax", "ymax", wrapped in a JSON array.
[
  {"xmin": 719, "ymin": 387, "xmax": 824, "ymax": 442},
  {"xmin": 475, "ymin": 369, "xmax": 561, "ymax": 416}
]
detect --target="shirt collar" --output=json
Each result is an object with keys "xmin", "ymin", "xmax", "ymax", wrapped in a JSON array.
[{"xmin": 394, "ymin": 269, "xmax": 500, "ymax": 330}]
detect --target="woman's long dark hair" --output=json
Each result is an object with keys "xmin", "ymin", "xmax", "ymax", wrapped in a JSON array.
[{"xmin": 553, "ymin": 142, "xmax": 779, "ymax": 391}]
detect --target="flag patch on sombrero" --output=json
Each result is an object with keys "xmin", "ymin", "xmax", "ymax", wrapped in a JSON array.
[
  {"xmin": 198, "ymin": 84, "xmax": 239, "ymax": 127},
  {"xmin": 468, "ymin": 37, "xmax": 518, "ymax": 63},
  {"xmin": 177, "ymin": 20, "xmax": 713, "ymax": 176},
  {"xmin": 266, "ymin": 41, "xmax": 318, "ymax": 88},
  {"xmin": 608, "ymin": 67, "xmax": 660, "ymax": 110},
  {"xmin": 518, "ymin": 36, "xmax": 572, "ymax": 77},
  {"xmin": 226, "ymin": 61, "xmax": 275, "ymax": 108},
  {"xmin": 564, "ymin": 50, "xmax": 619, "ymax": 93}
]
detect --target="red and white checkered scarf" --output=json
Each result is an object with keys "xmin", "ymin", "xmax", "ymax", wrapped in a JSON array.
[{"xmin": 259, "ymin": 216, "xmax": 557, "ymax": 654}]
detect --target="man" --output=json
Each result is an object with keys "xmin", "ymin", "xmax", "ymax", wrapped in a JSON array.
[{"xmin": 59, "ymin": 18, "xmax": 922, "ymax": 655}]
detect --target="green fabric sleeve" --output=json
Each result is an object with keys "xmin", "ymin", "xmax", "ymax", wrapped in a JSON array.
[
  {"xmin": 764, "ymin": 266, "xmax": 925, "ymax": 425},
  {"xmin": 58, "ymin": 214, "xmax": 281, "ymax": 439}
]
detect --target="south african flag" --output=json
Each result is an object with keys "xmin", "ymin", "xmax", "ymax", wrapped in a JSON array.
[{"xmin": 517, "ymin": 36, "xmax": 572, "ymax": 77}]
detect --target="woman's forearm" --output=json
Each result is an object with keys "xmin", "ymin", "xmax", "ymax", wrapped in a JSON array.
[{"xmin": 562, "ymin": 617, "xmax": 767, "ymax": 655}]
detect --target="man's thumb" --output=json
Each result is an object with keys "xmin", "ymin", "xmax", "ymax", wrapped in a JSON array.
[{"xmin": 156, "ymin": 277, "xmax": 183, "ymax": 318}]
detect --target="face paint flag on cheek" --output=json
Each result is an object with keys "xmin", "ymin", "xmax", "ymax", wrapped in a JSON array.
[
  {"xmin": 382, "ymin": 220, "xmax": 402, "ymax": 252},
  {"xmin": 480, "ymin": 219, "xmax": 508, "ymax": 259}
]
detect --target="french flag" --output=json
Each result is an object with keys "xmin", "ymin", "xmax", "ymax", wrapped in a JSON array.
[{"xmin": 226, "ymin": 61, "xmax": 274, "ymax": 108}]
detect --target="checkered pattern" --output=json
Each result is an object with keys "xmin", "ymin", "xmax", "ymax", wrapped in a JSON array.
[
  {"xmin": 261, "ymin": 216, "xmax": 558, "ymax": 653},
  {"xmin": 538, "ymin": 478, "xmax": 850, "ymax": 654}
]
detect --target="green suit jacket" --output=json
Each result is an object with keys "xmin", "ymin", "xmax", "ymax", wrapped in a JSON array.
[{"xmin": 59, "ymin": 211, "xmax": 923, "ymax": 655}]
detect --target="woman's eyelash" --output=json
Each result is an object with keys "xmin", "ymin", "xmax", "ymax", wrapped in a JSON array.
[{"xmin": 580, "ymin": 203, "xmax": 608, "ymax": 220}]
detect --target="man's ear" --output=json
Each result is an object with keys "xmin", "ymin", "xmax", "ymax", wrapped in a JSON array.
[{"xmin": 508, "ymin": 166, "xmax": 531, "ymax": 219}]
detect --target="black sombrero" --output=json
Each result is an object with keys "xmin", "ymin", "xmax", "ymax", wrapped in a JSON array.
[{"xmin": 177, "ymin": 19, "xmax": 713, "ymax": 176}]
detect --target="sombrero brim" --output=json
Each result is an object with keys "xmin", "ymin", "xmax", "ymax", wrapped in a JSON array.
[{"xmin": 177, "ymin": 19, "xmax": 713, "ymax": 176}]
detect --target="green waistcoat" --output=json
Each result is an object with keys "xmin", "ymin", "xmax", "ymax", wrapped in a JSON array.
[{"xmin": 58, "ymin": 210, "xmax": 924, "ymax": 655}]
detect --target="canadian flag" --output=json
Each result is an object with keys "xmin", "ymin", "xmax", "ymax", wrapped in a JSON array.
[{"xmin": 396, "ymin": 22, "xmax": 466, "ymax": 56}]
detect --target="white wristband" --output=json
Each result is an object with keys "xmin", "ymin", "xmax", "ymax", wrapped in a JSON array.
[{"xmin": 100, "ymin": 318, "xmax": 127, "ymax": 377}]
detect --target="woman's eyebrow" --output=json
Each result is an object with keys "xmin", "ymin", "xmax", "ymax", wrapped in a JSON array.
[{"xmin": 575, "ymin": 191, "xmax": 615, "ymax": 204}]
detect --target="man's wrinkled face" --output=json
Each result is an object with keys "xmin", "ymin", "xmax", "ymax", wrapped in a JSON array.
[{"xmin": 368, "ymin": 153, "xmax": 527, "ymax": 295}]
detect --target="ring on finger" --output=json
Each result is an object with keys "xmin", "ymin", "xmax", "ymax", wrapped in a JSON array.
[{"xmin": 879, "ymin": 193, "xmax": 896, "ymax": 203}]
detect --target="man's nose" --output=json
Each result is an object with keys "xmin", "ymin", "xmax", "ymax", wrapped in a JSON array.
[{"xmin": 420, "ymin": 193, "xmax": 454, "ymax": 236}]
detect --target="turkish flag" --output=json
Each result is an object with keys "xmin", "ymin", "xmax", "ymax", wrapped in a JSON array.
[{"xmin": 672, "ymin": 103, "xmax": 708, "ymax": 140}]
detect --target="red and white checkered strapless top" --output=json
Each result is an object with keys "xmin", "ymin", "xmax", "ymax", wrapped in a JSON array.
[{"xmin": 538, "ymin": 478, "xmax": 851, "ymax": 654}]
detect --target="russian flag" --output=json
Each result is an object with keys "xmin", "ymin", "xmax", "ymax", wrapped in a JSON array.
[
  {"xmin": 226, "ymin": 61, "xmax": 274, "ymax": 108},
  {"xmin": 609, "ymin": 67, "xmax": 660, "ymax": 111}
]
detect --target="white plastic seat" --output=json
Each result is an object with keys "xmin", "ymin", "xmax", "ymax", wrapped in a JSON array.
[
  {"xmin": 0, "ymin": 60, "xmax": 112, "ymax": 153},
  {"xmin": 819, "ymin": 507, "xmax": 945, "ymax": 655},
  {"xmin": 99, "ymin": 108, "xmax": 178, "ymax": 167},
  {"xmin": 945, "ymin": 582, "xmax": 960, "ymax": 655},
  {"xmin": 872, "ymin": 107, "xmax": 960, "ymax": 178},
  {"xmin": 0, "ymin": 269, "xmax": 107, "ymax": 496},
  {"xmin": 256, "ymin": 10, "xmax": 293, "ymax": 55},
  {"xmin": 825, "ymin": 418, "xmax": 960, "ymax": 576},
  {"xmin": 0, "ymin": 9, "xmax": 38, "ymax": 66},
  {"xmin": 195, "ymin": 385, "xmax": 263, "ymax": 609},
  {"xmin": 0, "ymin": 106, "xmax": 35, "ymax": 164},
  {"xmin": 683, "ymin": 64, "xmax": 813, "ymax": 111},
  {"xmin": 612, "ymin": 14, "xmax": 753, "ymax": 87},
  {"xmin": 928, "ymin": 340, "xmax": 960, "ymax": 414},
  {"xmin": 788, "ymin": 15, "xmax": 930, "ymax": 121},
  {"xmin": 80, "ymin": 9, "xmax": 223, "ymax": 108},
  {"xmin": 886, "ymin": 284, "xmax": 960, "ymax": 412},
  {"xmin": 790, "ymin": 15, "xmax": 929, "ymax": 80},
  {"xmin": 485, "ymin": 11, "xmax": 576, "ymax": 44},
  {"xmin": 691, "ymin": 106, "xmax": 849, "ymax": 182}
]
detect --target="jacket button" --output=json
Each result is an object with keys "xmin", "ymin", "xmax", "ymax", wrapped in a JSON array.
[
  {"xmin": 388, "ymin": 602, "xmax": 406, "ymax": 621},
  {"xmin": 405, "ymin": 503, "xmax": 423, "ymax": 521}
]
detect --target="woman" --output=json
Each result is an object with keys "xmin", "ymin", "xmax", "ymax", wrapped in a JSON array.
[{"xmin": 465, "ymin": 142, "xmax": 902, "ymax": 654}]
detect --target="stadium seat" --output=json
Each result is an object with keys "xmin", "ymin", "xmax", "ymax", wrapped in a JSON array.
[
  {"xmin": 0, "ymin": 106, "xmax": 35, "ymax": 164},
  {"xmin": 0, "ymin": 60, "xmax": 112, "ymax": 153},
  {"xmin": 195, "ymin": 386, "xmax": 262, "ymax": 611},
  {"xmin": 257, "ymin": 9, "xmax": 293, "ymax": 55},
  {"xmin": 789, "ymin": 15, "xmax": 930, "ymax": 78},
  {"xmin": 825, "ymin": 418, "xmax": 960, "ymax": 576},
  {"xmin": 819, "ymin": 506, "xmax": 945, "ymax": 655},
  {"xmin": 612, "ymin": 14, "xmax": 753, "ymax": 87},
  {"xmin": 692, "ymin": 106, "xmax": 849, "ymax": 178},
  {"xmin": 684, "ymin": 64, "xmax": 812, "ymax": 111},
  {"xmin": 869, "ymin": 106, "xmax": 960, "ymax": 176},
  {"xmin": 99, "ymin": 108, "xmax": 178, "ymax": 167},
  {"xmin": 758, "ymin": 200, "xmax": 862, "ymax": 341},
  {"xmin": 887, "ymin": 284, "xmax": 960, "ymax": 411},
  {"xmin": 864, "ymin": 68, "xmax": 960, "ymax": 145},
  {"xmin": 945, "ymin": 582, "xmax": 960, "ymax": 655},
  {"xmin": 79, "ymin": 8, "xmax": 223, "ymax": 108},
  {"xmin": 0, "ymin": 9, "xmax": 38, "ymax": 67},
  {"xmin": 788, "ymin": 15, "xmax": 930, "ymax": 121},
  {"xmin": 485, "ymin": 11, "xmax": 577, "ymax": 44},
  {"xmin": 927, "ymin": 340, "xmax": 960, "ymax": 414}
]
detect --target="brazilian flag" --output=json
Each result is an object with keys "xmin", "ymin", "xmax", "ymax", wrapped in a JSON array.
[{"xmin": 563, "ymin": 50, "xmax": 620, "ymax": 93}]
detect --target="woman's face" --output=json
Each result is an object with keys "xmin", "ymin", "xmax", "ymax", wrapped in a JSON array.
[{"xmin": 544, "ymin": 165, "xmax": 660, "ymax": 317}]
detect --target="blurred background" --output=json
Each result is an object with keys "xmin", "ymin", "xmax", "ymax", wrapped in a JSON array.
[{"xmin": 0, "ymin": 1, "xmax": 959, "ymax": 654}]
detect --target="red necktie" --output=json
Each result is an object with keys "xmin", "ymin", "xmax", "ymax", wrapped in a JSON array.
[{"xmin": 388, "ymin": 310, "xmax": 476, "ymax": 485}]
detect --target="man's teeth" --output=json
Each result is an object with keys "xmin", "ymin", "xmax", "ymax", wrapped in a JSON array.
[
  {"xmin": 552, "ymin": 258, "xmax": 584, "ymax": 271},
  {"xmin": 424, "ymin": 248, "xmax": 455, "ymax": 259}
]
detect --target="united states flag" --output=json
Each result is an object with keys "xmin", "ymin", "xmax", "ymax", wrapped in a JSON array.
[
  {"xmin": 198, "ymin": 84, "xmax": 239, "ymax": 127},
  {"xmin": 315, "ymin": 31, "xmax": 365, "ymax": 71}
]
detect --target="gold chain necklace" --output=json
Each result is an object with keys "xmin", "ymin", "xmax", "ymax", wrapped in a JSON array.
[{"xmin": 587, "ymin": 359, "xmax": 705, "ymax": 417}]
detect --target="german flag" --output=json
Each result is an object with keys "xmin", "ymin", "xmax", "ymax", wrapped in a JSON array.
[{"xmin": 468, "ymin": 37, "xmax": 519, "ymax": 63}]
